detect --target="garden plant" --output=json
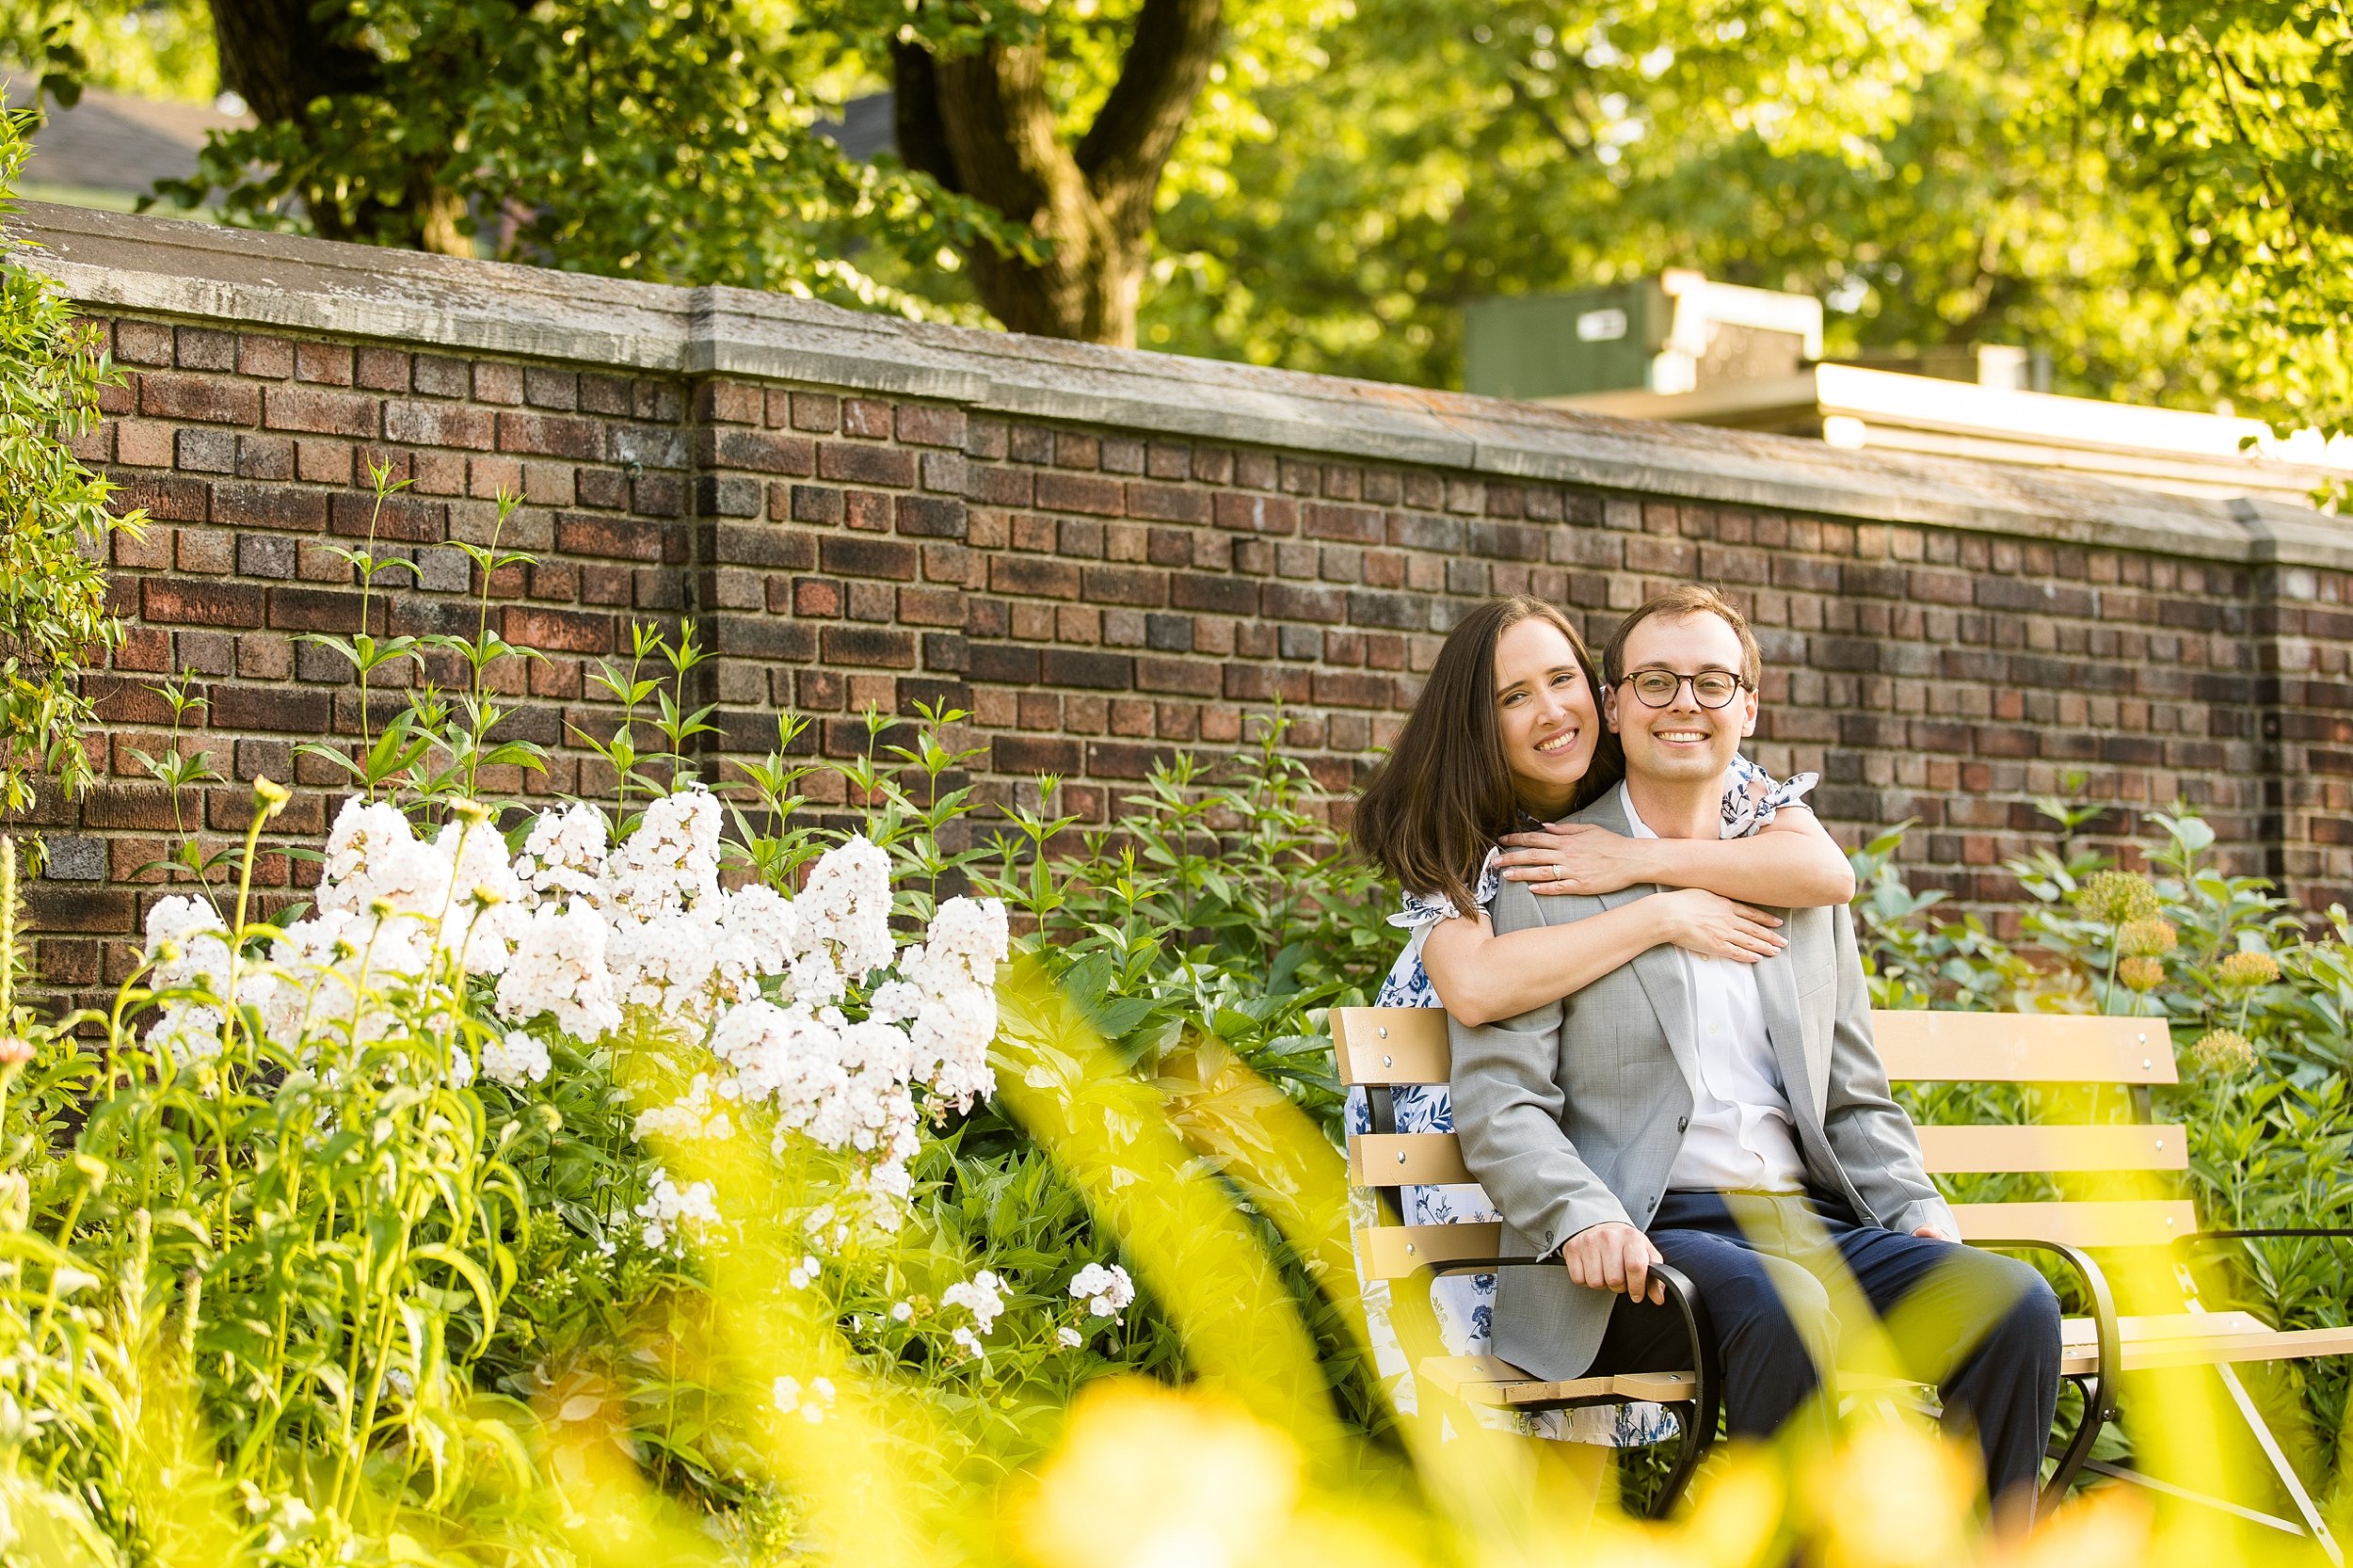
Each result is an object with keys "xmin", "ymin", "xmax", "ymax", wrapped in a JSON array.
[{"xmin": 7, "ymin": 119, "xmax": 2353, "ymax": 1564}]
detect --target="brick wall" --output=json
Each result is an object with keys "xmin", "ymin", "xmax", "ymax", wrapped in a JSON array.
[{"xmin": 15, "ymin": 204, "xmax": 2353, "ymax": 1007}]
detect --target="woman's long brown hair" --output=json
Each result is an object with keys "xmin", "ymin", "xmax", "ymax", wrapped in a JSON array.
[{"xmin": 1352, "ymin": 596, "xmax": 1623, "ymax": 909}]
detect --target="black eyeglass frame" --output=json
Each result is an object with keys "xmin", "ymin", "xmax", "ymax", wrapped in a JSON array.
[{"xmin": 1614, "ymin": 668, "xmax": 1754, "ymax": 710}]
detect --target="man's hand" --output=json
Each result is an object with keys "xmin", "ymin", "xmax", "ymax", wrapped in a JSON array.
[
  {"xmin": 1561, "ymin": 1222, "xmax": 1666, "ymax": 1304},
  {"xmin": 1913, "ymin": 1224, "xmax": 1957, "ymax": 1242}
]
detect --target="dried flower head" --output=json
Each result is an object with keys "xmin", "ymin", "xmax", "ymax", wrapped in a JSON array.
[
  {"xmin": 2078, "ymin": 870, "xmax": 2162, "ymax": 926},
  {"xmin": 2191, "ymin": 1028, "xmax": 2256, "ymax": 1075},
  {"xmin": 2215, "ymin": 951, "xmax": 2282, "ymax": 990},
  {"xmin": 251, "ymin": 777, "xmax": 291, "ymax": 818},
  {"xmin": 2118, "ymin": 956, "xmax": 2166, "ymax": 992},
  {"xmin": 2117, "ymin": 918, "xmax": 2179, "ymax": 958}
]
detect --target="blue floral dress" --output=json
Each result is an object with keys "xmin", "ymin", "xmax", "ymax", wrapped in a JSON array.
[{"xmin": 1348, "ymin": 755, "xmax": 1820, "ymax": 1444}]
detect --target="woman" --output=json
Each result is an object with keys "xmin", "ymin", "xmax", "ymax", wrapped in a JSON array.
[{"xmin": 1346, "ymin": 594, "xmax": 1853, "ymax": 1440}]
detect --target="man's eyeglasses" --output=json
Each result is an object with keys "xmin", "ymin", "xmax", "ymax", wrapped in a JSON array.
[{"xmin": 1619, "ymin": 669, "xmax": 1752, "ymax": 709}]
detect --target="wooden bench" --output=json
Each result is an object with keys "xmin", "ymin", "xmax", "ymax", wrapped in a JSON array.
[{"xmin": 1336, "ymin": 1004, "xmax": 2353, "ymax": 1549}]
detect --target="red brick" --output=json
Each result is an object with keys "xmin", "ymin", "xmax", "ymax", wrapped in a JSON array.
[
  {"xmin": 138, "ymin": 373, "xmax": 260, "ymax": 424},
  {"xmin": 818, "ymin": 443, "xmax": 919, "ymax": 487},
  {"xmin": 896, "ymin": 404, "xmax": 967, "ymax": 447},
  {"xmin": 144, "ymin": 579, "xmax": 264, "ymax": 627},
  {"xmin": 504, "ymin": 605, "xmax": 616, "ymax": 653},
  {"xmin": 295, "ymin": 341, "xmax": 354, "ymax": 385},
  {"xmin": 264, "ymin": 386, "xmax": 377, "ymax": 438},
  {"xmin": 1035, "ymin": 472, "xmax": 1124, "ymax": 517},
  {"xmin": 497, "ymin": 410, "xmax": 602, "ymax": 460},
  {"xmin": 1214, "ymin": 491, "xmax": 1297, "ymax": 534},
  {"xmin": 385, "ymin": 400, "xmax": 497, "ymax": 450},
  {"xmin": 702, "ymin": 427, "xmax": 816, "ymax": 474},
  {"xmin": 821, "ymin": 625, "xmax": 918, "ymax": 667}
]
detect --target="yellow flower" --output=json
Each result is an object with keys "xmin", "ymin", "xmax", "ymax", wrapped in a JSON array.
[
  {"xmin": 2078, "ymin": 870, "xmax": 2161, "ymax": 925},
  {"xmin": 2118, "ymin": 956, "xmax": 2165, "ymax": 992},
  {"xmin": 2117, "ymin": 918, "xmax": 2177, "ymax": 958},
  {"xmin": 2191, "ymin": 1029, "xmax": 2255, "ymax": 1074},
  {"xmin": 2215, "ymin": 951, "xmax": 2281, "ymax": 989}
]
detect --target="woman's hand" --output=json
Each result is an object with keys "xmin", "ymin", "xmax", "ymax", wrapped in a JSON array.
[
  {"xmin": 1652, "ymin": 888, "xmax": 1785, "ymax": 963},
  {"xmin": 1496, "ymin": 823, "xmax": 1657, "ymax": 896}
]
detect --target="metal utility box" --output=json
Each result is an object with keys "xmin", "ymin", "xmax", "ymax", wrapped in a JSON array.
[{"xmin": 1463, "ymin": 272, "xmax": 1823, "ymax": 402}]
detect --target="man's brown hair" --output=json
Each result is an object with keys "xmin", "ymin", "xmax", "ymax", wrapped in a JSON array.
[{"xmin": 1602, "ymin": 584, "xmax": 1762, "ymax": 688}]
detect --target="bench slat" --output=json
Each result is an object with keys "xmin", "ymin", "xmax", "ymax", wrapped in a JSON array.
[
  {"xmin": 1356, "ymin": 1222, "xmax": 1503, "ymax": 1281},
  {"xmin": 1348, "ymin": 1132, "xmax": 1475, "ymax": 1187},
  {"xmin": 1418, "ymin": 1354, "xmax": 1697, "ymax": 1408},
  {"xmin": 1332, "ymin": 1007, "xmax": 1449, "ymax": 1087},
  {"xmin": 2109, "ymin": 1324, "xmax": 2353, "ymax": 1374},
  {"xmin": 1872, "ymin": 1010, "xmax": 2177, "ymax": 1085},
  {"xmin": 1915, "ymin": 1123, "xmax": 2190, "ymax": 1174},
  {"xmin": 1953, "ymin": 1198, "xmax": 2198, "ymax": 1247}
]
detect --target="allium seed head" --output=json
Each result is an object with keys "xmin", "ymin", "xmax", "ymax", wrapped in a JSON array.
[
  {"xmin": 2215, "ymin": 951, "xmax": 2282, "ymax": 989},
  {"xmin": 2191, "ymin": 1028, "xmax": 2256, "ymax": 1075},
  {"xmin": 2118, "ymin": 918, "xmax": 2178, "ymax": 958},
  {"xmin": 2079, "ymin": 870, "xmax": 2162, "ymax": 926},
  {"xmin": 2119, "ymin": 956, "xmax": 2165, "ymax": 992}
]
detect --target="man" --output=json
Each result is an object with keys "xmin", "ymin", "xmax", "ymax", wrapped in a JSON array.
[{"xmin": 1449, "ymin": 584, "xmax": 2062, "ymax": 1518}]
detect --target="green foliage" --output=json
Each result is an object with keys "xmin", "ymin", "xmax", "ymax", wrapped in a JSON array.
[
  {"xmin": 0, "ymin": 109, "xmax": 136, "ymax": 828},
  {"xmin": 152, "ymin": 0, "xmax": 1010, "ymax": 314},
  {"xmin": 1858, "ymin": 802, "xmax": 2353, "ymax": 1480}
]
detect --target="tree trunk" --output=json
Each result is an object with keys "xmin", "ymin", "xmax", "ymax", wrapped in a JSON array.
[
  {"xmin": 208, "ymin": 0, "xmax": 469, "ymax": 255},
  {"xmin": 892, "ymin": 0, "xmax": 1223, "ymax": 345}
]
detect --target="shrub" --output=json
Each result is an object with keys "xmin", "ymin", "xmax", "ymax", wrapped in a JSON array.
[{"xmin": 0, "ymin": 107, "xmax": 137, "ymax": 829}]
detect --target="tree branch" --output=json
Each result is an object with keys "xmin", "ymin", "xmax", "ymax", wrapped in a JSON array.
[
  {"xmin": 889, "ymin": 40, "xmax": 964, "ymax": 195},
  {"xmin": 1075, "ymin": 0, "xmax": 1223, "ymax": 238}
]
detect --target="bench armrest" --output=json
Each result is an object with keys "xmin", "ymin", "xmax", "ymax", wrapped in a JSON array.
[{"xmin": 1966, "ymin": 1237, "xmax": 2122, "ymax": 1422}]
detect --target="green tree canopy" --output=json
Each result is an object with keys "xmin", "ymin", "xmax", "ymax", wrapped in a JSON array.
[{"xmin": 8, "ymin": 0, "xmax": 2349, "ymax": 440}]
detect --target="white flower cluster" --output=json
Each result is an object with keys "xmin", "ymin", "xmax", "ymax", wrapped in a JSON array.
[
  {"xmin": 635, "ymin": 1167, "xmax": 721, "ymax": 1250},
  {"xmin": 1068, "ymin": 1262, "xmax": 1135, "ymax": 1320},
  {"xmin": 771, "ymin": 1374, "xmax": 835, "ymax": 1424},
  {"xmin": 943, "ymin": 1269, "xmax": 1006, "ymax": 1334},
  {"xmin": 136, "ymin": 784, "xmax": 1009, "ymax": 1237}
]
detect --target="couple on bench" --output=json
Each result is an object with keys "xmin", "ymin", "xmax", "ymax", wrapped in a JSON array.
[{"xmin": 1349, "ymin": 586, "xmax": 2061, "ymax": 1522}]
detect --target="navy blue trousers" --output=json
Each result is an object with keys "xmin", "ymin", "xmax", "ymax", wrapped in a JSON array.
[{"xmin": 1593, "ymin": 1191, "xmax": 2063, "ymax": 1510}]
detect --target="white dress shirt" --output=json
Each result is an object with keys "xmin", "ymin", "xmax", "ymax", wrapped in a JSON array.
[{"xmin": 1621, "ymin": 784, "xmax": 1806, "ymax": 1193}]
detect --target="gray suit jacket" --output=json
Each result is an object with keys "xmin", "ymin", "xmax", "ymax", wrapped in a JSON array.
[{"xmin": 1448, "ymin": 788, "xmax": 1956, "ymax": 1383}]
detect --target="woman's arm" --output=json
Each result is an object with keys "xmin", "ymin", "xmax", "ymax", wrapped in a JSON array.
[
  {"xmin": 1421, "ymin": 889, "xmax": 1786, "ymax": 1026},
  {"xmin": 1495, "ymin": 808, "xmax": 1856, "ymax": 907}
]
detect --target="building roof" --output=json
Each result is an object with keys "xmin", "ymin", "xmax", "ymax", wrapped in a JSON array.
[
  {"xmin": 1548, "ymin": 364, "xmax": 2353, "ymax": 509},
  {"xmin": 13, "ymin": 87, "xmax": 249, "ymax": 207}
]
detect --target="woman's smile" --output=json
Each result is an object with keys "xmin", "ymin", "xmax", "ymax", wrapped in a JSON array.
[{"xmin": 1492, "ymin": 617, "xmax": 1601, "ymax": 817}]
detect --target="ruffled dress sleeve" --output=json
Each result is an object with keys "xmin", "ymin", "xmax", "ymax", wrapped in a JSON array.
[
  {"xmin": 1375, "ymin": 850, "xmax": 1504, "ymax": 1008},
  {"xmin": 1719, "ymin": 754, "xmax": 1821, "ymax": 840}
]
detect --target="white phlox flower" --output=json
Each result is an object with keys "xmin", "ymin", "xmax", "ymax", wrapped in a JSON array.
[
  {"xmin": 147, "ymin": 1003, "xmax": 226, "ymax": 1071},
  {"xmin": 607, "ymin": 788, "xmax": 722, "ymax": 920},
  {"xmin": 1069, "ymin": 1262, "xmax": 1135, "ymax": 1319},
  {"xmin": 771, "ymin": 1374, "xmax": 834, "ymax": 1424},
  {"xmin": 481, "ymin": 1030, "xmax": 552, "ymax": 1088},
  {"xmin": 514, "ymin": 800, "xmax": 611, "ymax": 909},
  {"xmin": 787, "ymin": 1254, "xmax": 821, "ymax": 1290},
  {"xmin": 635, "ymin": 1168, "xmax": 721, "ymax": 1251},
  {"xmin": 320, "ymin": 796, "xmax": 451, "ymax": 924},
  {"xmin": 1056, "ymin": 1326, "xmax": 1083, "ymax": 1350},
  {"xmin": 633, "ymin": 1072, "xmax": 735, "ymax": 1143},
  {"xmin": 433, "ymin": 808, "xmax": 529, "ymax": 971},
  {"xmin": 497, "ymin": 903, "xmax": 621, "ymax": 1040},
  {"xmin": 942, "ymin": 1270, "xmax": 1005, "ymax": 1334},
  {"xmin": 785, "ymin": 836, "xmax": 893, "ymax": 1000}
]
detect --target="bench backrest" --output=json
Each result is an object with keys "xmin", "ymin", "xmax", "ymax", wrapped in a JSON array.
[{"xmin": 1333, "ymin": 1006, "xmax": 2193, "ymax": 1272}]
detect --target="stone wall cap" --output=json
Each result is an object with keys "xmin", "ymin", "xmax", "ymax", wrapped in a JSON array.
[{"xmin": 12, "ymin": 200, "xmax": 2350, "ymax": 569}]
